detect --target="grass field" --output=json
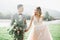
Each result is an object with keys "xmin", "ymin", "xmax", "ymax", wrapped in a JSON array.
[
  {"xmin": 0, "ymin": 24, "xmax": 60, "ymax": 40},
  {"xmin": 49, "ymin": 24, "xmax": 60, "ymax": 40}
]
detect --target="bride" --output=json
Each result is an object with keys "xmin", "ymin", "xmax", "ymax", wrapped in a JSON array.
[{"xmin": 25, "ymin": 7, "xmax": 53, "ymax": 40}]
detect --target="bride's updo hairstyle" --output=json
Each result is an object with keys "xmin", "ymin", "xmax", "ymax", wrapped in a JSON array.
[{"xmin": 36, "ymin": 7, "xmax": 42, "ymax": 17}]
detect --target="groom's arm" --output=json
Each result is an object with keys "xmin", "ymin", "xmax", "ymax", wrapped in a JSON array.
[
  {"xmin": 11, "ymin": 15, "xmax": 15, "ymax": 26},
  {"xmin": 23, "ymin": 17, "xmax": 27, "ymax": 31},
  {"xmin": 24, "ymin": 18, "xmax": 26, "ymax": 24}
]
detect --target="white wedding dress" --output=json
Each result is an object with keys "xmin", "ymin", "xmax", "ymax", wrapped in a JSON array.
[{"xmin": 27, "ymin": 16, "xmax": 53, "ymax": 40}]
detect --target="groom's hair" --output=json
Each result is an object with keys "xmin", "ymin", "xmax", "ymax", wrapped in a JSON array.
[{"xmin": 17, "ymin": 4, "xmax": 23, "ymax": 9}]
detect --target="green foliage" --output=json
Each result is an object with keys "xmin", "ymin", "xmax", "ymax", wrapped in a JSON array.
[{"xmin": 43, "ymin": 11, "xmax": 55, "ymax": 21}]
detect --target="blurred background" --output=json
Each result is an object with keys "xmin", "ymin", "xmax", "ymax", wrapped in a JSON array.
[{"xmin": 0, "ymin": 0, "xmax": 60, "ymax": 40}]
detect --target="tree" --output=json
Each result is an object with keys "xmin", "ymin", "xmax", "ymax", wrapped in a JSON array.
[
  {"xmin": 44, "ymin": 11, "xmax": 54, "ymax": 21},
  {"xmin": 0, "ymin": 12, "xmax": 3, "ymax": 19}
]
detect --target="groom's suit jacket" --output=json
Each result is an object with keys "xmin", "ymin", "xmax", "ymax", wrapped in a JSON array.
[
  {"xmin": 10, "ymin": 13, "xmax": 27, "ymax": 40},
  {"xmin": 11, "ymin": 13, "xmax": 27, "ymax": 30}
]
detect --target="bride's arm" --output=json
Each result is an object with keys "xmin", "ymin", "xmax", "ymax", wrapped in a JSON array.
[{"xmin": 25, "ymin": 16, "xmax": 34, "ymax": 32}]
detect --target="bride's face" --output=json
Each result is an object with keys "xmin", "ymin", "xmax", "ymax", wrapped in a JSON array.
[{"xmin": 34, "ymin": 9, "xmax": 40, "ymax": 16}]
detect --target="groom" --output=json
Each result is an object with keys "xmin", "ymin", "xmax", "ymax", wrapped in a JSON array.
[{"xmin": 11, "ymin": 4, "xmax": 27, "ymax": 40}]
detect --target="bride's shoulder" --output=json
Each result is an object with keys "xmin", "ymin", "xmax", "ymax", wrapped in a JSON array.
[
  {"xmin": 30, "ymin": 15, "xmax": 34, "ymax": 20},
  {"xmin": 31, "ymin": 15, "xmax": 35, "ymax": 18}
]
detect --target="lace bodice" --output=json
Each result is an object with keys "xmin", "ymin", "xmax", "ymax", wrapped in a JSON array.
[{"xmin": 33, "ymin": 16, "xmax": 43, "ymax": 25}]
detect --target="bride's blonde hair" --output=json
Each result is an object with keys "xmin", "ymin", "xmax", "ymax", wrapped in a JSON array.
[{"xmin": 36, "ymin": 7, "xmax": 42, "ymax": 17}]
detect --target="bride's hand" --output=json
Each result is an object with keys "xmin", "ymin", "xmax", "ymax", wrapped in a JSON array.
[{"xmin": 25, "ymin": 29, "xmax": 29, "ymax": 32}]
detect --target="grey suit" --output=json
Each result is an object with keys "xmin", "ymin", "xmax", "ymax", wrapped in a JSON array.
[{"xmin": 11, "ymin": 13, "xmax": 27, "ymax": 40}]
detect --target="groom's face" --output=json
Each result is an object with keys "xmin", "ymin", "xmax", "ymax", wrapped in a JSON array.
[{"xmin": 18, "ymin": 7, "xmax": 24, "ymax": 13}]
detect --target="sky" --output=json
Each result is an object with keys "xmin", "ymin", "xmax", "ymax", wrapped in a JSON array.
[{"xmin": 0, "ymin": 0, "xmax": 60, "ymax": 15}]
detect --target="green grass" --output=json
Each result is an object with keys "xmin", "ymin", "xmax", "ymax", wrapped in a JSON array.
[
  {"xmin": 0, "ymin": 24, "xmax": 60, "ymax": 40},
  {"xmin": 49, "ymin": 24, "xmax": 60, "ymax": 40}
]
